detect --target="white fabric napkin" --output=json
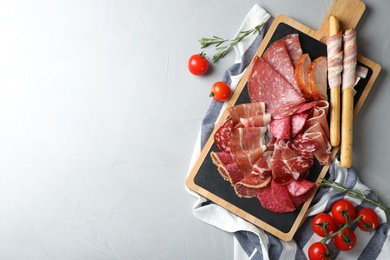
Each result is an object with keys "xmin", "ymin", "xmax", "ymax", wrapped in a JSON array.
[{"xmin": 186, "ymin": 4, "xmax": 390, "ymax": 260}]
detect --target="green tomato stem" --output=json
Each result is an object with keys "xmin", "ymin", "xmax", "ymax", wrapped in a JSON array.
[{"xmin": 320, "ymin": 215, "xmax": 362, "ymax": 244}]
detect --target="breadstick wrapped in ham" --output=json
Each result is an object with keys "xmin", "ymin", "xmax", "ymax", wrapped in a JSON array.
[
  {"xmin": 340, "ymin": 28, "xmax": 357, "ymax": 168},
  {"xmin": 342, "ymin": 29, "xmax": 357, "ymax": 91},
  {"xmin": 327, "ymin": 15, "xmax": 342, "ymax": 147},
  {"xmin": 327, "ymin": 31, "xmax": 343, "ymax": 88}
]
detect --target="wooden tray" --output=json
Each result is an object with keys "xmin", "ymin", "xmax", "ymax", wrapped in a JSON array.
[{"xmin": 186, "ymin": 0, "xmax": 381, "ymax": 241}]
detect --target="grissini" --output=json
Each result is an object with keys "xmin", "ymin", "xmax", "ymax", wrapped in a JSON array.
[
  {"xmin": 340, "ymin": 29, "xmax": 357, "ymax": 168},
  {"xmin": 327, "ymin": 15, "xmax": 343, "ymax": 147}
]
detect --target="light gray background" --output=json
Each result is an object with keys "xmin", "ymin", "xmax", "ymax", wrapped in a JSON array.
[{"xmin": 0, "ymin": 0, "xmax": 388, "ymax": 259}]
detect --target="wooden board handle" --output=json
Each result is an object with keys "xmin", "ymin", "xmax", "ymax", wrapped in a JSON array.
[{"xmin": 314, "ymin": 0, "xmax": 366, "ymax": 42}]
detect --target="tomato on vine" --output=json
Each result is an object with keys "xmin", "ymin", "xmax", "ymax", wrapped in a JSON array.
[
  {"xmin": 356, "ymin": 208, "xmax": 379, "ymax": 232},
  {"xmin": 210, "ymin": 81, "xmax": 231, "ymax": 102},
  {"xmin": 312, "ymin": 213, "xmax": 339, "ymax": 237},
  {"xmin": 188, "ymin": 52, "xmax": 209, "ymax": 75},
  {"xmin": 308, "ymin": 242, "xmax": 332, "ymax": 260},
  {"xmin": 333, "ymin": 228, "xmax": 357, "ymax": 251},
  {"xmin": 331, "ymin": 199, "xmax": 356, "ymax": 224}
]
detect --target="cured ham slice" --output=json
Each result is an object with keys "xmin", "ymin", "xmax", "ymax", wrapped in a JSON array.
[
  {"xmin": 210, "ymin": 152, "xmax": 243, "ymax": 183},
  {"xmin": 262, "ymin": 40, "xmax": 300, "ymax": 94},
  {"xmin": 342, "ymin": 29, "xmax": 357, "ymax": 91},
  {"xmin": 237, "ymin": 174, "xmax": 271, "ymax": 189},
  {"xmin": 239, "ymin": 114, "xmax": 271, "ymax": 128},
  {"xmin": 327, "ymin": 31, "xmax": 343, "ymax": 88},
  {"xmin": 251, "ymin": 150, "xmax": 272, "ymax": 178},
  {"xmin": 305, "ymin": 100, "xmax": 330, "ymax": 138},
  {"xmin": 228, "ymin": 102, "xmax": 266, "ymax": 125},
  {"xmin": 302, "ymin": 122, "xmax": 332, "ymax": 165},
  {"xmin": 271, "ymin": 139, "xmax": 314, "ymax": 184},
  {"xmin": 228, "ymin": 102, "xmax": 271, "ymax": 128},
  {"xmin": 248, "ymin": 56, "xmax": 306, "ymax": 119},
  {"xmin": 230, "ymin": 127, "xmax": 267, "ymax": 175}
]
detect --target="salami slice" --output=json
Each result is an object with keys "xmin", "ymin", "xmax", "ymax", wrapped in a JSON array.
[
  {"xmin": 235, "ymin": 183, "xmax": 258, "ymax": 198},
  {"xmin": 287, "ymin": 179, "xmax": 316, "ymax": 207},
  {"xmin": 248, "ymin": 56, "xmax": 306, "ymax": 119},
  {"xmin": 257, "ymin": 182, "xmax": 295, "ymax": 213},
  {"xmin": 263, "ymin": 40, "xmax": 300, "ymax": 94},
  {"xmin": 291, "ymin": 113, "xmax": 309, "ymax": 138},
  {"xmin": 271, "ymin": 181, "xmax": 296, "ymax": 212},
  {"xmin": 270, "ymin": 116, "xmax": 291, "ymax": 140},
  {"xmin": 282, "ymin": 34, "xmax": 303, "ymax": 67},
  {"xmin": 214, "ymin": 118, "xmax": 233, "ymax": 152}
]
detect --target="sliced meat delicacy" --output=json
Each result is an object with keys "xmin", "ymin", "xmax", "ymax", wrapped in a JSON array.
[
  {"xmin": 210, "ymin": 33, "xmax": 332, "ymax": 214},
  {"xmin": 295, "ymin": 53, "xmax": 313, "ymax": 99},
  {"xmin": 287, "ymin": 179, "xmax": 316, "ymax": 207},
  {"xmin": 230, "ymin": 126, "xmax": 268, "ymax": 176},
  {"xmin": 262, "ymin": 40, "xmax": 300, "ymax": 94},
  {"xmin": 257, "ymin": 181, "xmax": 295, "ymax": 213},
  {"xmin": 308, "ymin": 56, "xmax": 328, "ymax": 100},
  {"xmin": 248, "ymin": 56, "xmax": 306, "ymax": 119},
  {"xmin": 214, "ymin": 118, "xmax": 234, "ymax": 152},
  {"xmin": 228, "ymin": 102, "xmax": 271, "ymax": 128},
  {"xmin": 282, "ymin": 34, "xmax": 303, "ymax": 67},
  {"xmin": 326, "ymin": 31, "xmax": 343, "ymax": 88}
]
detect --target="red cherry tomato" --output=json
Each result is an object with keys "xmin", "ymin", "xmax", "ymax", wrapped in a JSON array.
[
  {"xmin": 188, "ymin": 52, "xmax": 209, "ymax": 75},
  {"xmin": 308, "ymin": 242, "xmax": 332, "ymax": 260},
  {"xmin": 312, "ymin": 213, "xmax": 339, "ymax": 237},
  {"xmin": 331, "ymin": 199, "xmax": 356, "ymax": 224},
  {"xmin": 357, "ymin": 208, "xmax": 379, "ymax": 232},
  {"xmin": 333, "ymin": 228, "xmax": 357, "ymax": 251},
  {"xmin": 210, "ymin": 81, "xmax": 231, "ymax": 102}
]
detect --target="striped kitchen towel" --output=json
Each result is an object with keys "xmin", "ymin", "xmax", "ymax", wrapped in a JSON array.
[{"xmin": 187, "ymin": 4, "xmax": 390, "ymax": 260}]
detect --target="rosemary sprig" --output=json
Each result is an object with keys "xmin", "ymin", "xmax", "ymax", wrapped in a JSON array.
[
  {"xmin": 319, "ymin": 179, "xmax": 390, "ymax": 211},
  {"xmin": 198, "ymin": 22, "xmax": 266, "ymax": 63}
]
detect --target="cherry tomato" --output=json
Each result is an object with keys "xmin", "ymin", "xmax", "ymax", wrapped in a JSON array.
[
  {"xmin": 188, "ymin": 52, "xmax": 209, "ymax": 75},
  {"xmin": 333, "ymin": 228, "xmax": 357, "ymax": 251},
  {"xmin": 210, "ymin": 81, "xmax": 231, "ymax": 102},
  {"xmin": 331, "ymin": 199, "xmax": 356, "ymax": 224},
  {"xmin": 308, "ymin": 242, "xmax": 332, "ymax": 260},
  {"xmin": 312, "ymin": 213, "xmax": 339, "ymax": 237},
  {"xmin": 357, "ymin": 208, "xmax": 379, "ymax": 232}
]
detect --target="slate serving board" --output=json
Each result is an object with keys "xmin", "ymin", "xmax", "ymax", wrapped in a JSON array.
[{"xmin": 186, "ymin": 0, "xmax": 381, "ymax": 241}]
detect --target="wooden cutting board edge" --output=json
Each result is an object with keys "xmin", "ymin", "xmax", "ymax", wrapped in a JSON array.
[{"xmin": 186, "ymin": 0, "xmax": 382, "ymax": 241}]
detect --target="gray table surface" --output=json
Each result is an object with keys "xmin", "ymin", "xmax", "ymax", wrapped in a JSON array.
[{"xmin": 0, "ymin": 0, "xmax": 389, "ymax": 259}]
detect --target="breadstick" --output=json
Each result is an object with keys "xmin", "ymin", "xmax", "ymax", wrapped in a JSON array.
[
  {"xmin": 327, "ymin": 15, "xmax": 342, "ymax": 147},
  {"xmin": 340, "ymin": 29, "xmax": 357, "ymax": 168}
]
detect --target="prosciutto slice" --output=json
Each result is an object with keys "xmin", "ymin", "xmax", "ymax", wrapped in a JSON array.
[
  {"xmin": 248, "ymin": 56, "xmax": 306, "ymax": 119},
  {"xmin": 342, "ymin": 29, "xmax": 357, "ymax": 90},
  {"xmin": 230, "ymin": 127, "xmax": 267, "ymax": 176},
  {"xmin": 327, "ymin": 31, "xmax": 343, "ymax": 88}
]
